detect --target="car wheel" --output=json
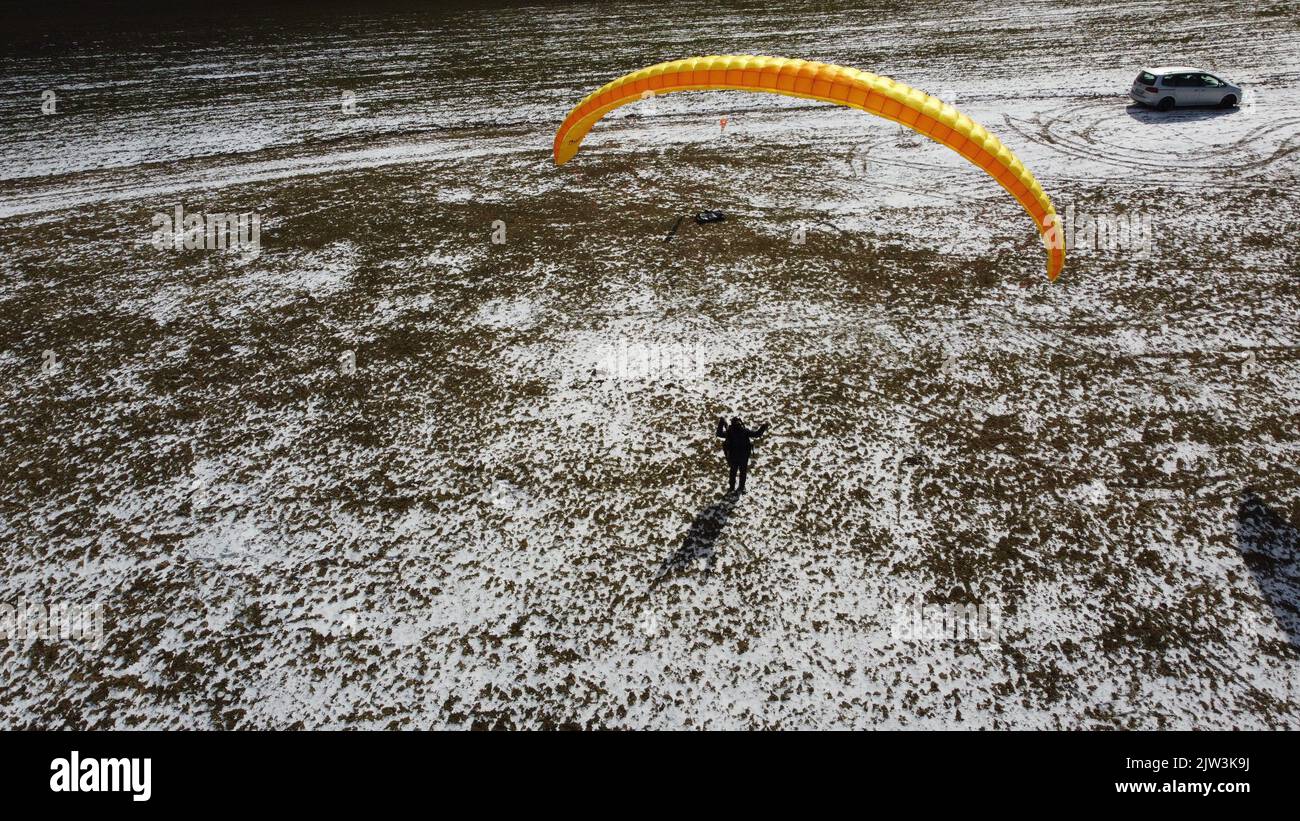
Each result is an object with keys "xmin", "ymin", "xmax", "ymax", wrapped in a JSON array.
[
  {"xmin": 1156, "ymin": 97, "xmax": 1175, "ymax": 112},
  {"xmin": 1220, "ymin": 94, "xmax": 1238, "ymax": 108}
]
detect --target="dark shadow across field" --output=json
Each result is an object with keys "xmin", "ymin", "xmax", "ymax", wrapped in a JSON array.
[{"xmin": 1236, "ymin": 490, "xmax": 1300, "ymax": 652}]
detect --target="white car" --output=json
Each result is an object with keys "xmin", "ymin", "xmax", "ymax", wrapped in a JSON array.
[{"xmin": 1129, "ymin": 66, "xmax": 1242, "ymax": 111}]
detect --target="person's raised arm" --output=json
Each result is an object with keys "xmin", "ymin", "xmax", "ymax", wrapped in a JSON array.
[
  {"xmin": 752, "ymin": 423, "xmax": 769, "ymax": 439},
  {"xmin": 716, "ymin": 417, "xmax": 727, "ymax": 438}
]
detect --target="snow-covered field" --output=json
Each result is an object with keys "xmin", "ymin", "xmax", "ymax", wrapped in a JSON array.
[{"xmin": 1, "ymin": 0, "xmax": 1298, "ymax": 728}]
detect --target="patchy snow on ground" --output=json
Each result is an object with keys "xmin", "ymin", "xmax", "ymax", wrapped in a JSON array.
[{"xmin": 0, "ymin": 0, "xmax": 1298, "ymax": 729}]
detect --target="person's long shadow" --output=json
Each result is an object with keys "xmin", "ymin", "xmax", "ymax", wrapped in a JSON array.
[
  {"xmin": 651, "ymin": 491, "xmax": 739, "ymax": 585},
  {"xmin": 1235, "ymin": 490, "xmax": 1300, "ymax": 651}
]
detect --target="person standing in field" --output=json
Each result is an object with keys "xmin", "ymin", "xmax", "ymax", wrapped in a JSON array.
[{"xmin": 716, "ymin": 416, "xmax": 768, "ymax": 494}]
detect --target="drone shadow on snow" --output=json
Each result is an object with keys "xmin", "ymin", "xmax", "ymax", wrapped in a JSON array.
[
  {"xmin": 1235, "ymin": 489, "xmax": 1300, "ymax": 652},
  {"xmin": 651, "ymin": 490, "xmax": 740, "ymax": 585}
]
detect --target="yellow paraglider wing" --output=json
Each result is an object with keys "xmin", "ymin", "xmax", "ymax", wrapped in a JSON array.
[{"xmin": 553, "ymin": 55, "xmax": 1064, "ymax": 280}]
